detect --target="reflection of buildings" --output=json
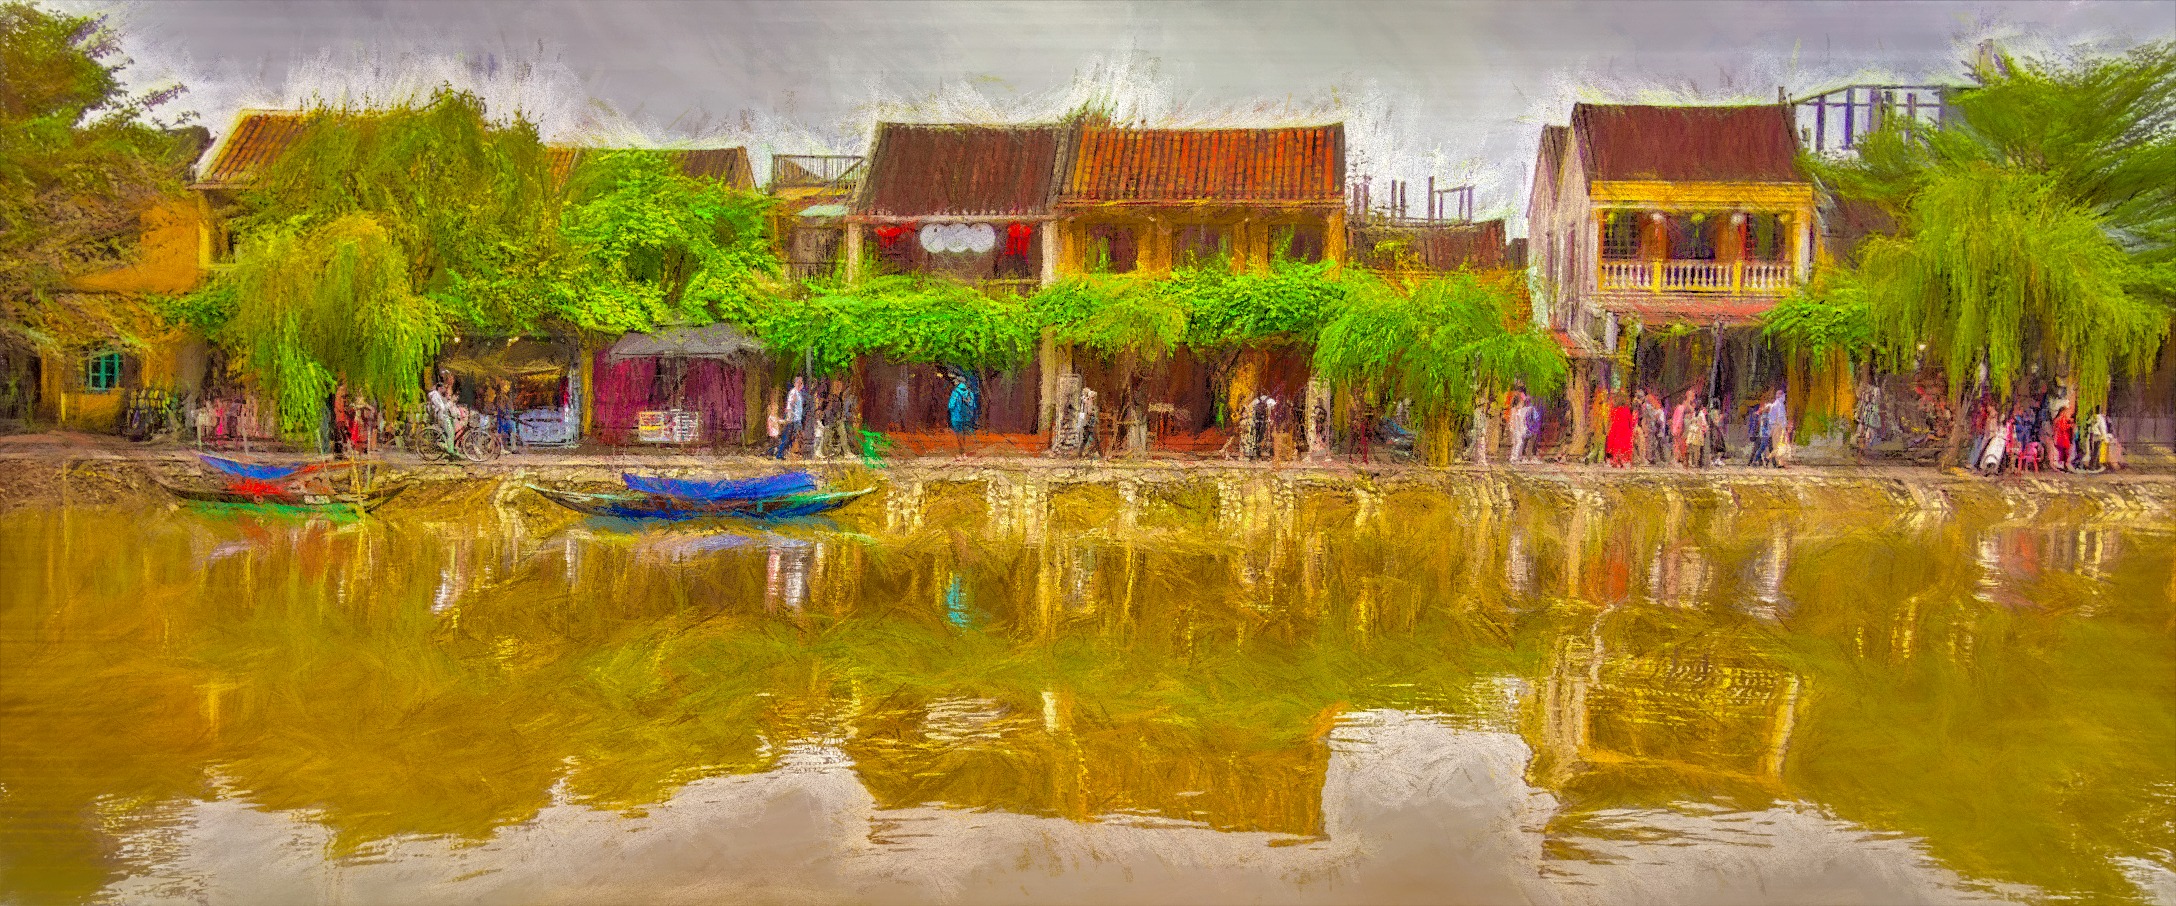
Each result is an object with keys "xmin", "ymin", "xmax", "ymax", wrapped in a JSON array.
[
  {"xmin": 1525, "ymin": 612, "xmax": 1806, "ymax": 802},
  {"xmin": 764, "ymin": 539, "xmax": 817, "ymax": 613},
  {"xmin": 844, "ymin": 692, "xmax": 1329, "ymax": 838}
]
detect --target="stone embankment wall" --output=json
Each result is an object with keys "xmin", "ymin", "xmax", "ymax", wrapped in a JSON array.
[{"xmin": 4, "ymin": 453, "xmax": 2172, "ymax": 528}]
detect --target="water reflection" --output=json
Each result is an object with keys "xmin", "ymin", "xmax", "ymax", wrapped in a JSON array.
[{"xmin": 1, "ymin": 477, "xmax": 2171, "ymax": 904}]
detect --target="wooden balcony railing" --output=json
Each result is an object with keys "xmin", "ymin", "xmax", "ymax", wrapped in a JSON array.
[{"xmin": 1599, "ymin": 260, "xmax": 1796, "ymax": 294}]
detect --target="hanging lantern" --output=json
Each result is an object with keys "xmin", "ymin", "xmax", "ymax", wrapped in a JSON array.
[{"xmin": 1005, "ymin": 222, "xmax": 1035, "ymax": 256}]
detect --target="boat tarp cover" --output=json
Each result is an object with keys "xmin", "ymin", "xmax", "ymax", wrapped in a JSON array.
[
  {"xmin": 622, "ymin": 471, "xmax": 817, "ymax": 501},
  {"xmin": 198, "ymin": 453, "xmax": 308, "ymax": 481}
]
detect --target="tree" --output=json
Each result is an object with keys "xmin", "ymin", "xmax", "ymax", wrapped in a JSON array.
[
  {"xmin": 0, "ymin": 1, "xmax": 192, "ymax": 353},
  {"xmin": 755, "ymin": 275, "xmax": 1035, "ymax": 376},
  {"xmin": 1772, "ymin": 42, "xmax": 2175, "ymax": 461},
  {"xmin": 553, "ymin": 150, "xmax": 779, "ymax": 334},
  {"xmin": 1314, "ymin": 272, "xmax": 1566, "ymax": 464}
]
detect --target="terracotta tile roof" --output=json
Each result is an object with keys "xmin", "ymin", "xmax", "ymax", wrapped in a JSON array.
[
  {"xmin": 1060, "ymin": 124, "xmax": 1344, "ymax": 205},
  {"xmin": 1572, "ymin": 104, "xmax": 1805, "ymax": 184},
  {"xmin": 200, "ymin": 111, "xmax": 752, "ymax": 191},
  {"xmin": 854, "ymin": 123, "xmax": 1067, "ymax": 218},
  {"xmin": 1595, "ymin": 293, "xmax": 1777, "ymax": 326},
  {"xmin": 194, "ymin": 111, "xmax": 309, "ymax": 188}
]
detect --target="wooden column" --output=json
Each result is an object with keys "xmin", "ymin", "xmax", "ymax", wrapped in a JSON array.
[
  {"xmin": 843, "ymin": 223, "xmax": 865, "ymax": 283},
  {"xmin": 1040, "ymin": 220, "xmax": 1059, "ymax": 286}
]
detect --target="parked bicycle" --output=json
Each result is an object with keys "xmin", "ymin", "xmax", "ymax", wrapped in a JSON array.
[
  {"xmin": 120, "ymin": 388, "xmax": 185, "ymax": 442},
  {"xmin": 416, "ymin": 409, "xmax": 501, "ymax": 463}
]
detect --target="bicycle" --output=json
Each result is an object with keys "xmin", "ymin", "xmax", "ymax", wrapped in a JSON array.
[
  {"xmin": 417, "ymin": 410, "xmax": 501, "ymax": 463},
  {"xmin": 120, "ymin": 388, "xmax": 184, "ymax": 442}
]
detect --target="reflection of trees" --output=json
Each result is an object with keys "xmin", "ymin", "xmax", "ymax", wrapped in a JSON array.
[{"xmin": 3, "ymin": 480, "xmax": 2170, "ymax": 903}]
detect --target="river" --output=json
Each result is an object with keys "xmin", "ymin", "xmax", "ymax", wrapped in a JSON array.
[{"xmin": 2, "ymin": 474, "xmax": 2172, "ymax": 905}]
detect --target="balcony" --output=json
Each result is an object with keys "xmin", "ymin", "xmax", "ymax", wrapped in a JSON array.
[
  {"xmin": 770, "ymin": 154, "xmax": 865, "ymax": 190},
  {"xmin": 1600, "ymin": 260, "xmax": 1796, "ymax": 295}
]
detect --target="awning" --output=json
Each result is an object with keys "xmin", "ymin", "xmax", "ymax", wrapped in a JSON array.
[
  {"xmin": 441, "ymin": 338, "xmax": 576, "ymax": 378},
  {"xmin": 607, "ymin": 323, "xmax": 764, "ymax": 363},
  {"xmin": 797, "ymin": 203, "xmax": 849, "ymax": 218}
]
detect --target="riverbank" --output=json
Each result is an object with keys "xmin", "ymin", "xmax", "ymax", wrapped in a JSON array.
[{"xmin": 6, "ymin": 433, "xmax": 2174, "ymax": 521}]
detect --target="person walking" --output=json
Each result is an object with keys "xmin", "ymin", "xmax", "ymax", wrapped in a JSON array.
[
  {"xmin": 2052, "ymin": 404, "xmax": 2076, "ymax": 472},
  {"xmin": 948, "ymin": 373, "xmax": 980, "ymax": 458},
  {"xmin": 771, "ymin": 376, "xmax": 806, "ymax": 460},
  {"xmin": 1469, "ymin": 394, "xmax": 1492, "ymax": 466},
  {"xmin": 1746, "ymin": 392, "xmax": 1771, "ymax": 467},
  {"xmin": 1708, "ymin": 398, "xmax": 1729, "ymax": 464},
  {"xmin": 1765, "ymin": 391, "xmax": 1791, "ymax": 468},
  {"xmin": 1683, "ymin": 402, "xmax": 1710, "ymax": 468},
  {"xmin": 1606, "ymin": 392, "xmax": 1636, "ymax": 467},
  {"xmin": 1506, "ymin": 391, "xmax": 1532, "ymax": 465},
  {"xmin": 1670, "ymin": 390, "xmax": 1695, "ymax": 466},
  {"xmin": 1524, "ymin": 395, "xmax": 1543, "ymax": 464},
  {"xmin": 1585, "ymin": 388, "xmax": 1610, "ymax": 465}
]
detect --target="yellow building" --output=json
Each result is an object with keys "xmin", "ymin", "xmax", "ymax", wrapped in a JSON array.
[
  {"xmin": 1527, "ymin": 104, "xmax": 1821, "ymax": 422},
  {"xmin": 39, "ymin": 193, "xmax": 216, "ymax": 431}
]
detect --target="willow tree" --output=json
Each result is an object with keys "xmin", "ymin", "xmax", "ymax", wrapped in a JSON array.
[
  {"xmin": 226, "ymin": 89, "xmax": 562, "ymax": 334},
  {"xmin": 182, "ymin": 89, "xmax": 562, "ymax": 430},
  {"xmin": 210, "ymin": 214, "xmax": 445, "ymax": 433},
  {"xmin": 1775, "ymin": 42, "xmax": 2176, "ymax": 462},
  {"xmin": 1029, "ymin": 273, "xmax": 1190, "ymax": 420},
  {"xmin": 1314, "ymin": 272, "xmax": 1566, "ymax": 465},
  {"xmin": 554, "ymin": 150, "xmax": 779, "ymax": 333}
]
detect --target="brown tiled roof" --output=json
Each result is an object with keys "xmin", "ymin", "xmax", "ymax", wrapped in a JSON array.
[
  {"xmin": 1572, "ymin": 104, "xmax": 1804, "ymax": 184},
  {"xmin": 854, "ymin": 123, "xmax": 1067, "ymax": 217},
  {"xmin": 200, "ymin": 110, "xmax": 752, "ymax": 190},
  {"xmin": 194, "ymin": 111, "xmax": 309, "ymax": 187},
  {"xmin": 1061, "ymin": 124, "xmax": 1344, "ymax": 205}
]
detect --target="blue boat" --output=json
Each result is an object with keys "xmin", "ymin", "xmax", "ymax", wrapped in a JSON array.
[{"xmin": 528, "ymin": 484, "xmax": 870, "ymax": 522}]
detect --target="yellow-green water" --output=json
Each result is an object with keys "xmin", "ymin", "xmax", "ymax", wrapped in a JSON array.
[{"xmin": 2, "ymin": 477, "xmax": 2171, "ymax": 904}]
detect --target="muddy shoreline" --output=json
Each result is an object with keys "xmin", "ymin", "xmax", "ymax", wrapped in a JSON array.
[{"xmin": 6, "ymin": 447, "xmax": 2173, "ymax": 523}]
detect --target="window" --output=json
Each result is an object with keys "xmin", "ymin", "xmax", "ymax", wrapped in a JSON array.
[
  {"xmin": 1273, "ymin": 224, "xmax": 1326, "ymax": 263},
  {"xmin": 1173, "ymin": 224, "xmax": 1230, "ymax": 269},
  {"xmin": 1743, "ymin": 213, "xmax": 1787, "ymax": 262},
  {"xmin": 84, "ymin": 350, "xmax": 123, "ymax": 393},
  {"xmin": 1601, "ymin": 212, "xmax": 1639, "ymax": 259},
  {"xmin": 1086, "ymin": 224, "xmax": 1137, "ymax": 274},
  {"xmin": 1672, "ymin": 213, "xmax": 1717, "ymax": 260}
]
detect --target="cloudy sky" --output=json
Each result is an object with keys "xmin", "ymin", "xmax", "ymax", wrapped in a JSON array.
[{"xmin": 75, "ymin": 0, "xmax": 2176, "ymax": 232}]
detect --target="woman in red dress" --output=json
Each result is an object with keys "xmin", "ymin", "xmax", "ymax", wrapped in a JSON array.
[{"xmin": 1606, "ymin": 392, "xmax": 1636, "ymax": 466}]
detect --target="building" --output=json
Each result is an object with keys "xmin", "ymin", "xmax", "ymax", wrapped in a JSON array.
[
  {"xmin": 32, "ymin": 129, "xmax": 216, "ymax": 432},
  {"xmin": 1528, "ymin": 103, "xmax": 1819, "ymax": 414},
  {"xmin": 768, "ymin": 153, "xmax": 866, "ymax": 281}
]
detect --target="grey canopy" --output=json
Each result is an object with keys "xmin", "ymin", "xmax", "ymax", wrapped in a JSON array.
[{"xmin": 606, "ymin": 323, "xmax": 764, "ymax": 363}]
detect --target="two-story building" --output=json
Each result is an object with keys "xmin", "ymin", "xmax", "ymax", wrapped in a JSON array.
[
  {"xmin": 1529, "ymin": 103, "xmax": 1817, "ymax": 431},
  {"xmin": 843, "ymin": 122, "xmax": 1073, "ymax": 438},
  {"xmin": 1049, "ymin": 120, "xmax": 1347, "ymax": 450}
]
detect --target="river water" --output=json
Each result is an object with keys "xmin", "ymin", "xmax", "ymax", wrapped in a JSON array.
[{"xmin": 2, "ymin": 475, "xmax": 2172, "ymax": 905}]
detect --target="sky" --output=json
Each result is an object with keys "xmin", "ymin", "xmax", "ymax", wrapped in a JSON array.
[{"xmin": 70, "ymin": 0, "xmax": 2176, "ymax": 234}]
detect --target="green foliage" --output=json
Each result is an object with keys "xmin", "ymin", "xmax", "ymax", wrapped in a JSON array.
[
  {"xmin": 1175, "ymin": 259, "xmax": 1342, "ymax": 348},
  {"xmin": 755, "ymin": 274, "xmax": 1034, "ymax": 375},
  {"xmin": 1761, "ymin": 272, "xmax": 1875, "ymax": 359},
  {"xmin": 1313, "ymin": 272, "xmax": 1568, "ymax": 413},
  {"xmin": 217, "ymin": 214, "xmax": 446, "ymax": 434},
  {"xmin": 1857, "ymin": 164, "xmax": 2166, "ymax": 408},
  {"xmin": 230, "ymin": 89, "xmax": 561, "ymax": 333},
  {"xmin": 1029, "ymin": 275, "xmax": 1189, "ymax": 359},
  {"xmin": 0, "ymin": 1, "xmax": 192, "ymax": 349},
  {"xmin": 552, "ymin": 150, "xmax": 779, "ymax": 333},
  {"xmin": 1806, "ymin": 41, "xmax": 2176, "ymax": 408}
]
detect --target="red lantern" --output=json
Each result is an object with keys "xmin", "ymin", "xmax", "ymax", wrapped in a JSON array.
[
  {"xmin": 874, "ymin": 223, "xmax": 910, "ymax": 247},
  {"xmin": 1005, "ymin": 222, "xmax": 1035, "ymax": 256}
]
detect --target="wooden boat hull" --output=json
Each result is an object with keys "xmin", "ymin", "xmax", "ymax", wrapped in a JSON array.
[
  {"xmin": 158, "ymin": 479, "xmax": 409, "ymax": 511},
  {"xmin": 529, "ymin": 485, "xmax": 871, "ymax": 521}
]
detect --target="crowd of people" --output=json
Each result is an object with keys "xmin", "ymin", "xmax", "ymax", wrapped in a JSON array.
[
  {"xmin": 1571, "ymin": 388, "xmax": 1789, "ymax": 469},
  {"xmin": 1965, "ymin": 391, "xmax": 2122, "ymax": 474}
]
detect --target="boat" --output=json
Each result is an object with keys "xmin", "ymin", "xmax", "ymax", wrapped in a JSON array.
[
  {"xmin": 196, "ymin": 452, "xmax": 356, "ymax": 481},
  {"xmin": 619, "ymin": 471, "xmax": 817, "ymax": 500},
  {"xmin": 528, "ymin": 484, "xmax": 871, "ymax": 521},
  {"xmin": 156, "ymin": 477, "xmax": 410, "ymax": 511}
]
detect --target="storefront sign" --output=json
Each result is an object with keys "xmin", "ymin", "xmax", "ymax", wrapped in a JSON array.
[{"xmin": 636, "ymin": 409, "xmax": 702, "ymax": 443}]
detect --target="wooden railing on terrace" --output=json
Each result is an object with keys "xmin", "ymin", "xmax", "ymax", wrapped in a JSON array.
[{"xmin": 1599, "ymin": 260, "xmax": 1796, "ymax": 294}]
